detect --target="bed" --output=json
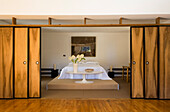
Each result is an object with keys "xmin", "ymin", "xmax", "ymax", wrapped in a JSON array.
[{"xmin": 58, "ymin": 62, "xmax": 112, "ymax": 80}]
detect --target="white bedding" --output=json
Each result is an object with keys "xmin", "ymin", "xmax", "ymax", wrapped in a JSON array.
[{"xmin": 58, "ymin": 63, "xmax": 111, "ymax": 80}]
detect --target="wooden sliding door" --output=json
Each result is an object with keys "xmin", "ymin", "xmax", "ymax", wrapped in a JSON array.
[
  {"xmin": 29, "ymin": 28, "xmax": 40, "ymax": 98},
  {"xmin": 0, "ymin": 27, "xmax": 13, "ymax": 98},
  {"xmin": 131, "ymin": 27, "xmax": 144, "ymax": 98},
  {"xmin": 159, "ymin": 27, "xmax": 170, "ymax": 99},
  {"xmin": 14, "ymin": 28, "xmax": 28, "ymax": 98},
  {"xmin": 145, "ymin": 27, "xmax": 158, "ymax": 98}
]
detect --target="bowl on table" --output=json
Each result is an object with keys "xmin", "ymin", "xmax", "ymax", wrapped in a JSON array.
[{"xmin": 85, "ymin": 69, "xmax": 94, "ymax": 72}]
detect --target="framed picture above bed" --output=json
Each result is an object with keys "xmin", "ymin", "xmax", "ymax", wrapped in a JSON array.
[{"xmin": 71, "ymin": 36, "xmax": 96, "ymax": 57}]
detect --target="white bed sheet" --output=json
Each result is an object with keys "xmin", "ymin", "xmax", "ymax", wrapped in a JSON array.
[{"xmin": 58, "ymin": 63, "xmax": 112, "ymax": 80}]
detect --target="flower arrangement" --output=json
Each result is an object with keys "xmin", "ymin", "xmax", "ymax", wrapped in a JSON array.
[{"xmin": 69, "ymin": 54, "xmax": 86, "ymax": 63}]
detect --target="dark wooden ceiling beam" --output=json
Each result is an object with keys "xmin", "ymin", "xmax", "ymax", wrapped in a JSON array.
[
  {"xmin": 0, "ymin": 23, "xmax": 170, "ymax": 27},
  {"xmin": 48, "ymin": 17, "xmax": 52, "ymax": 25},
  {"xmin": 119, "ymin": 17, "xmax": 123, "ymax": 24},
  {"xmin": 84, "ymin": 18, "xmax": 87, "ymax": 24},
  {"xmin": 119, "ymin": 17, "xmax": 129, "ymax": 24},
  {"xmin": 12, "ymin": 17, "xmax": 16, "ymax": 25},
  {"xmin": 84, "ymin": 18, "xmax": 92, "ymax": 24},
  {"xmin": 156, "ymin": 17, "xmax": 160, "ymax": 24}
]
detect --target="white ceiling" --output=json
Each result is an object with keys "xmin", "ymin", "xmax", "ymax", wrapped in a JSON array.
[
  {"xmin": 0, "ymin": 0, "xmax": 170, "ymax": 15},
  {"xmin": 0, "ymin": 14, "xmax": 170, "ymax": 20}
]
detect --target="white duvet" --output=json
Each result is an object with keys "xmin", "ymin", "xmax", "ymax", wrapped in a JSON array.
[{"xmin": 58, "ymin": 63, "xmax": 111, "ymax": 80}]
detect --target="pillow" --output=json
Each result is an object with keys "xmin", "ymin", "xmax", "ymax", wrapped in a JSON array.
[{"xmin": 86, "ymin": 61, "xmax": 99, "ymax": 65}]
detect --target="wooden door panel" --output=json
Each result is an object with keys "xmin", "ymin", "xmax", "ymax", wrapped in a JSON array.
[
  {"xmin": 159, "ymin": 27, "xmax": 170, "ymax": 99},
  {"xmin": 145, "ymin": 27, "xmax": 158, "ymax": 98},
  {"xmin": 29, "ymin": 28, "xmax": 40, "ymax": 97},
  {"xmin": 0, "ymin": 27, "xmax": 13, "ymax": 98},
  {"xmin": 131, "ymin": 27, "xmax": 144, "ymax": 98},
  {"xmin": 14, "ymin": 28, "xmax": 28, "ymax": 98}
]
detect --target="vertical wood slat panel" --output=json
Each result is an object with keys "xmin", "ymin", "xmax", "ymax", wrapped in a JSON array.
[
  {"xmin": 29, "ymin": 28, "xmax": 40, "ymax": 97},
  {"xmin": 132, "ymin": 27, "xmax": 144, "ymax": 98},
  {"xmin": 14, "ymin": 28, "xmax": 28, "ymax": 98},
  {"xmin": 159, "ymin": 27, "xmax": 170, "ymax": 99},
  {"xmin": 145, "ymin": 27, "xmax": 158, "ymax": 98},
  {"xmin": 0, "ymin": 27, "xmax": 13, "ymax": 98}
]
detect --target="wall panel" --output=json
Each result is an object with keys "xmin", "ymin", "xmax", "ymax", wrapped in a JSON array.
[
  {"xmin": 131, "ymin": 27, "xmax": 144, "ymax": 98},
  {"xmin": 29, "ymin": 28, "xmax": 40, "ymax": 97},
  {"xmin": 14, "ymin": 28, "xmax": 28, "ymax": 98},
  {"xmin": 145, "ymin": 27, "xmax": 158, "ymax": 98},
  {"xmin": 0, "ymin": 27, "xmax": 13, "ymax": 98},
  {"xmin": 159, "ymin": 27, "xmax": 170, "ymax": 99}
]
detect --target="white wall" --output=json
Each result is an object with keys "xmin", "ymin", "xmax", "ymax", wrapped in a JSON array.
[
  {"xmin": 0, "ymin": 0, "xmax": 169, "ymax": 15},
  {"xmin": 41, "ymin": 29, "xmax": 130, "ymax": 70}
]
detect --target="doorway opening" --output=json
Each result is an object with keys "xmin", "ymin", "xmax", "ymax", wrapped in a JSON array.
[{"xmin": 40, "ymin": 27, "xmax": 131, "ymax": 99}]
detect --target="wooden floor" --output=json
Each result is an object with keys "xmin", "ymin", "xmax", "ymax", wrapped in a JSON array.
[{"xmin": 0, "ymin": 99, "xmax": 170, "ymax": 112}]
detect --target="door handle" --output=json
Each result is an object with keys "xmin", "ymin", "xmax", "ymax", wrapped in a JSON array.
[
  {"xmin": 36, "ymin": 61, "xmax": 39, "ymax": 65},
  {"xmin": 133, "ymin": 61, "xmax": 136, "ymax": 65},
  {"xmin": 146, "ymin": 61, "xmax": 149, "ymax": 65},
  {"xmin": 23, "ymin": 61, "xmax": 27, "ymax": 65}
]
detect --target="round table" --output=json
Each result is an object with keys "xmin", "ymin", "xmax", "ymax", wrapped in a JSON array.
[{"xmin": 66, "ymin": 71, "xmax": 103, "ymax": 83}]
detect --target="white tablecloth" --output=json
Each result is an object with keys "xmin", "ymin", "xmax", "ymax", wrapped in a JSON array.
[{"xmin": 58, "ymin": 63, "xmax": 111, "ymax": 80}]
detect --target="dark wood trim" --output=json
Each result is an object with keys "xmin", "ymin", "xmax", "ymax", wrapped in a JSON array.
[
  {"xmin": 157, "ymin": 26, "xmax": 160, "ymax": 99},
  {"xmin": 28, "ymin": 28, "xmax": 29, "ymax": 98},
  {"xmin": 130, "ymin": 26, "xmax": 132, "ymax": 98},
  {"xmin": 40, "ymin": 27, "xmax": 41, "ymax": 98},
  {"xmin": 143, "ymin": 27, "xmax": 145, "ymax": 98}
]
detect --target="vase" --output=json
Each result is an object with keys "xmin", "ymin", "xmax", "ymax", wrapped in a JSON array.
[{"xmin": 73, "ymin": 63, "xmax": 78, "ymax": 73}]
